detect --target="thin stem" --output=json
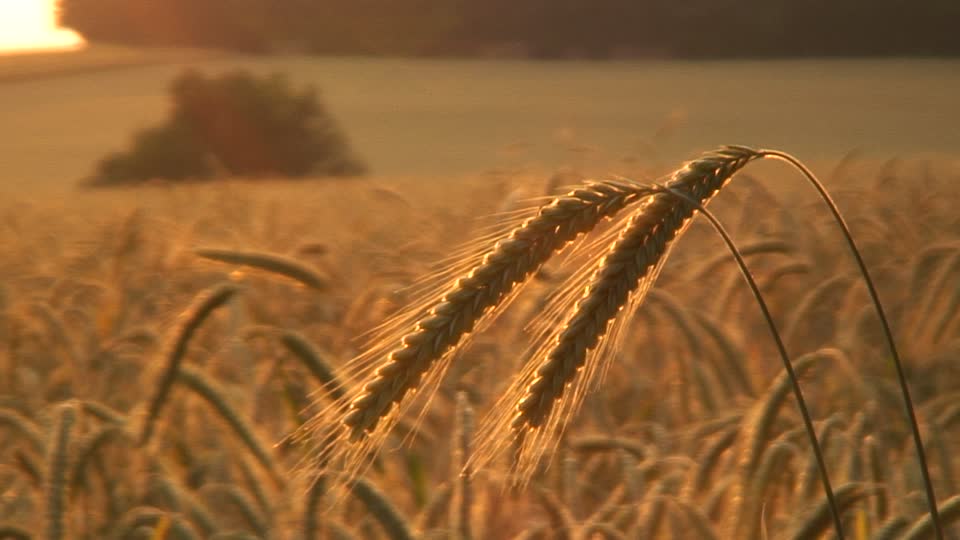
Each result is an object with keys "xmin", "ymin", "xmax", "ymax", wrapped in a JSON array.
[
  {"xmin": 651, "ymin": 182, "xmax": 844, "ymax": 540},
  {"xmin": 758, "ymin": 149, "xmax": 942, "ymax": 540}
]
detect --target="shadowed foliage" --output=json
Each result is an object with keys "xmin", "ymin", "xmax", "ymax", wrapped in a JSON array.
[{"xmin": 86, "ymin": 69, "xmax": 367, "ymax": 186}]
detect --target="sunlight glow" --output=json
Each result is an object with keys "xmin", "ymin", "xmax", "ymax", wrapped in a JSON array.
[{"xmin": 0, "ymin": 0, "xmax": 84, "ymax": 54}]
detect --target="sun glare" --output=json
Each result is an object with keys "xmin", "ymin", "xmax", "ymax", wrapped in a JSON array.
[{"xmin": 0, "ymin": 0, "xmax": 84, "ymax": 54}]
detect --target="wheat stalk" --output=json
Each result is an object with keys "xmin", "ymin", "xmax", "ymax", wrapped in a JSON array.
[
  {"xmin": 760, "ymin": 149, "xmax": 943, "ymax": 538},
  {"xmin": 901, "ymin": 494, "xmax": 960, "ymax": 540},
  {"xmin": 281, "ymin": 331, "xmax": 347, "ymax": 402},
  {"xmin": 415, "ymin": 482, "xmax": 454, "ymax": 532},
  {"xmin": 147, "ymin": 473, "xmax": 220, "ymax": 535},
  {"xmin": 692, "ymin": 312, "xmax": 755, "ymax": 397},
  {"xmin": 451, "ymin": 392, "xmax": 475, "ymax": 540},
  {"xmin": 873, "ymin": 516, "xmax": 910, "ymax": 540},
  {"xmin": 787, "ymin": 483, "xmax": 875, "ymax": 540},
  {"xmin": 348, "ymin": 476, "xmax": 415, "ymax": 540},
  {"xmin": 671, "ymin": 182, "xmax": 842, "ymax": 538},
  {"xmin": 862, "ymin": 435, "xmax": 888, "ymax": 522},
  {"xmin": 79, "ymin": 400, "xmax": 126, "ymax": 425},
  {"xmin": 796, "ymin": 413, "xmax": 846, "ymax": 501},
  {"xmin": 692, "ymin": 238, "xmax": 793, "ymax": 280},
  {"xmin": 737, "ymin": 440, "xmax": 799, "ymax": 540},
  {"xmin": 199, "ymin": 483, "xmax": 269, "ymax": 537},
  {"xmin": 177, "ymin": 365, "xmax": 282, "ymax": 486},
  {"xmin": 109, "ymin": 506, "xmax": 201, "ymax": 539},
  {"xmin": 303, "ymin": 473, "xmax": 327, "ymax": 539},
  {"xmin": 667, "ymin": 497, "xmax": 720, "ymax": 540},
  {"xmin": 13, "ymin": 448, "xmax": 43, "ymax": 486},
  {"xmin": 477, "ymin": 153, "xmax": 843, "ymax": 536},
  {"xmin": 236, "ymin": 456, "xmax": 273, "ymax": 526},
  {"xmin": 684, "ymin": 426, "xmax": 738, "ymax": 498},
  {"xmin": 70, "ymin": 424, "xmax": 130, "ymax": 495},
  {"xmin": 0, "ymin": 408, "xmax": 45, "ymax": 454}
]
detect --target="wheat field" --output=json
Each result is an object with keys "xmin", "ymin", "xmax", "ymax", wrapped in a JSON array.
[{"xmin": 2, "ymin": 145, "xmax": 960, "ymax": 539}]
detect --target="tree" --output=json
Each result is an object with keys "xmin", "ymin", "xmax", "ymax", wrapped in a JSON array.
[{"xmin": 86, "ymin": 69, "xmax": 367, "ymax": 186}]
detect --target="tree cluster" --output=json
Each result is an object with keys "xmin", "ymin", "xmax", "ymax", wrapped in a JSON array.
[
  {"xmin": 87, "ymin": 69, "xmax": 366, "ymax": 186},
  {"xmin": 60, "ymin": 0, "xmax": 960, "ymax": 58}
]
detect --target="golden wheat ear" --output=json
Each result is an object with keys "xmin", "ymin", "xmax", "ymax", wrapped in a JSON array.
[
  {"xmin": 340, "ymin": 179, "xmax": 655, "ymax": 442},
  {"xmin": 294, "ymin": 177, "xmax": 657, "ymax": 489},
  {"xmin": 471, "ymin": 146, "xmax": 759, "ymax": 480}
]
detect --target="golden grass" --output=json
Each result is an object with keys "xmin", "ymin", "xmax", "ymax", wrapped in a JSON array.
[{"xmin": 1, "ymin": 155, "xmax": 959, "ymax": 537}]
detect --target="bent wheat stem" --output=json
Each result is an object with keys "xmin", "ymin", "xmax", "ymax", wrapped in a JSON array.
[
  {"xmin": 759, "ymin": 149, "xmax": 942, "ymax": 540},
  {"xmin": 654, "ymin": 183, "xmax": 842, "ymax": 540}
]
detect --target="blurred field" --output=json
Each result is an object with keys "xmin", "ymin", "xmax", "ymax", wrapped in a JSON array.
[
  {"xmin": 2, "ymin": 47, "xmax": 960, "ymax": 538},
  {"xmin": 3, "ymin": 151, "xmax": 960, "ymax": 537},
  {"xmin": 0, "ymin": 50, "xmax": 958, "ymax": 188},
  {"xmin": 0, "ymin": 44, "xmax": 225, "ymax": 83}
]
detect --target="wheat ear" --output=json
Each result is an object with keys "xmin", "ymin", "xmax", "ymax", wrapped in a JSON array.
[
  {"xmin": 342, "ymin": 180, "xmax": 654, "ymax": 441},
  {"xmin": 684, "ymin": 426, "xmax": 738, "ymax": 498},
  {"xmin": 512, "ymin": 147, "xmax": 758, "ymax": 433},
  {"xmin": 281, "ymin": 331, "xmax": 347, "ymax": 402},
  {"xmin": 70, "ymin": 424, "xmax": 130, "ymax": 495},
  {"xmin": 787, "ymin": 483, "xmax": 876, "ymax": 540},
  {"xmin": 46, "ymin": 402, "xmax": 77, "ymax": 540},
  {"xmin": 873, "ymin": 516, "xmax": 910, "ymax": 540},
  {"xmin": 199, "ymin": 483, "xmax": 269, "ymax": 537},
  {"xmin": 451, "ymin": 392, "xmax": 475, "ymax": 540},
  {"xmin": 692, "ymin": 238, "xmax": 793, "ymax": 280},
  {"xmin": 348, "ymin": 476, "xmax": 415, "ymax": 540},
  {"xmin": 139, "ymin": 282, "xmax": 239, "ymax": 446},
  {"xmin": 236, "ymin": 456, "xmax": 273, "ymax": 526},
  {"xmin": 194, "ymin": 247, "xmax": 328, "ymax": 290},
  {"xmin": 901, "ymin": 494, "xmax": 960, "ymax": 540}
]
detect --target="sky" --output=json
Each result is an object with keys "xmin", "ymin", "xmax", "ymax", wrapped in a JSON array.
[{"xmin": 0, "ymin": 0, "xmax": 83, "ymax": 54}]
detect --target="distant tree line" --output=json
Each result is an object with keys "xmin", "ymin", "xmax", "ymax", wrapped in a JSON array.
[{"xmin": 59, "ymin": 0, "xmax": 960, "ymax": 58}]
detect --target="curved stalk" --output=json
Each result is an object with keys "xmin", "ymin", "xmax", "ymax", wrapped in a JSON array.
[
  {"xmin": 652, "ymin": 182, "xmax": 843, "ymax": 540},
  {"xmin": 757, "ymin": 149, "xmax": 942, "ymax": 540}
]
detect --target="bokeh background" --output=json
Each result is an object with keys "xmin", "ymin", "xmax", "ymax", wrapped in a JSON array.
[{"xmin": 1, "ymin": 2, "xmax": 959, "ymax": 539}]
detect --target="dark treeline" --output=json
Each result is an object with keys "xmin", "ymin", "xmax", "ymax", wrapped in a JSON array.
[{"xmin": 59, "ymin": 0, "xmax": 960, "ymax": 58}]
